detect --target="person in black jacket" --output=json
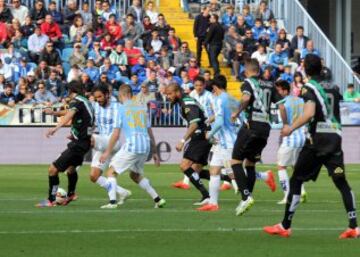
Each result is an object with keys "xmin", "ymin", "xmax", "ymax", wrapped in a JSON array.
[
  {"xmin": 290, "ymin": 26, "xmax": 309, "ymax": 62},
  {"xmin": 205, "ymin": 14, "xmax": 224, "ymax": 76},
  {"xmin": 39, "ymin": 42, "xmax": 61, "ymax": 68},
  {"xmin": 193, "ymin": 6, "xmax": 210, "ymax": 67},
  {"xmin": 30, "ymin": 0, "xmax": 48, "ymax": 25},
  {"xmin": 0, "ymin": 0, "xmax": 13, "ymax": 24}
]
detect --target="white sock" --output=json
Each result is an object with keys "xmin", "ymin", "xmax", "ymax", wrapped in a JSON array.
[
  {"xmin": 138, "ymin": 178, "xmax": 159, "ymax": 199},
  {"xmin": 209, "ymin": 175, "xmax": 221, "ymax": 205},
  {"xmin": 96, "ymin": 176, "xmax": 128, "ymax": 195},
  {"xmin": 107, "ymin": 177, "xmax": 117, "ymax": 202},
  {"xmin": 231, "ymin": 179, "xmax": 238, "ymax": 192},
  {"xmin": 183, "ymin": 175, "xmax": 190, "ymax": 185},
  {"xmin": 278, "ymin": 169, "xmax": 289, "ymax": 198},
  {"xmin": 301, "ymin": 184, "xmax": 306, "ymax": 195},
  {"xmin": 256, "ymin": 171, "xmax": 269, "ymax": 181},
  {"xmin": 223, "ymin": 181, "xmax": 231, "ymax": 186}
]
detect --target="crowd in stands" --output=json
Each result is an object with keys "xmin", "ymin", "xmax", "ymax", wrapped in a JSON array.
[{"xmin": 0, "ymin": 0, "xmax": 359, "ymax": 123}]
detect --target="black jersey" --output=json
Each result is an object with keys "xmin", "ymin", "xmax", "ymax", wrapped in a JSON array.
[
  {"xmin": 241, "ymin": 77, "xmax": 278, "ymax": 137},
  {"xmin": 68, "ymin": 95, "xmax": 94, "ymax": 141},
  {"xmin": 179, "ymin": 96, "xmax": 208, "ymax": 139}
]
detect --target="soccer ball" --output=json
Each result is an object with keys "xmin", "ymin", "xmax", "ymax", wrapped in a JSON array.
[{"xmin": 56, "ymin": 188, "xmax": 68, "ymax": 205}]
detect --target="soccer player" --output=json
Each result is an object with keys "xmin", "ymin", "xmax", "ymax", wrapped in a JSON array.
[
  {"xmin": 231, "ymin": 59, "xmax": 278, "ymax": 216},
  {"xmin": 91, "ymin": 86, "xmax": 131, "ymax": 205},
  {"xmin": 197, "ymin": 75, "xmax": 237, "ymax": 211},
  {"xmin": 36, "ymin": 81, "xmax": 94, "ymax": 207},
  {"xmin": 166, "ymin": 83, "xmax": 212, "ymax": 205},
  {"xmin": 274, "ymin": 80, "xmax": 307, "ymax": 205},
  {"xmin": 264, "ymin": 54, "xmax": 359, "ymax": 239},
  {"xmin": 99, "ymin": 84, "xmax": 166, "ymax": 209}
]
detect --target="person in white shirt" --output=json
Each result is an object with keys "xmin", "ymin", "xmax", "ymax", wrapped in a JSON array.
[
  {"xmin": 145, "ymin": 1, "xmax": 158, "ymax": 24},
  {"xmin": 251, "ymin": 44, "xmax": 268, "ymax": 68},
  {"xmin": 10, "ymin": 0, "xmax": 29, "ymax": 25},
  {"xmin": 0, "ymin": 58, "xmax": 13, "ymax": 80},
  {"xmin": 28, "ymin": 26, "xmax": 49, "ymax": 63}
]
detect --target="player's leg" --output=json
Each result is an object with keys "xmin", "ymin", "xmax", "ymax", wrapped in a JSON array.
[
  {"xmin": 66, "ymin": 166, "xmax": 78, "ymax": 198},
  {"xmin": 254, "ymin": 168, "xmax": 276, "ymax": 192},
  {"xmin": 100, "ymin": 167, "xmax": 119, "ymax": 208},
  {"xmin": 324, "ymin": 151, "xmax": 359, "ymax": 239}
]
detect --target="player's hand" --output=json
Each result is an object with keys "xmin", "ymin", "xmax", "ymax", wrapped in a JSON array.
[
  {"xmin": 281, "ymin": 125, "xmax": 293, "ymax": 137},
  {"xmin": 43, "ymin": 108, "xmax": 54, "ymax": 115},
  {"xmin": 176, "ymin": 141, "xmax": 184, "ymax": 152},
  {"xmin": 231, "ymin": 112, "xmax": 238, "ymax": 122},
  {"xmin": 99, "ymin": 151, "xmax": 110, "ymax": 164},
  {"xmin": 153, "ymin": 153, "xmax": 160, "ymax": 167},
  {"xmin": 46, "ymin": 127, "xmax": 57, "ymax": 138}
]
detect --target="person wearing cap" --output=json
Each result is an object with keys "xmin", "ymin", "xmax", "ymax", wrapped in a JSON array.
[
  {"xmin": 163, "ymin": 67, "xmax": 181, "ymax": 86},
  {"xmin": 26, "ymin": 70, "xmax": 37, "ymax": 91},
  {"xmin": 28, "ymin": 25, "xmax": 49, "ymax": 63},
  {"xmin": 84, "ymin": 58, "xmax": 100, "ymax": 82}
]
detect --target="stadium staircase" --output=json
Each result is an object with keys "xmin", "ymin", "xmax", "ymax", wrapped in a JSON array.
[{"xmin": 159, "ymin": 0, "xmax": 242, "ymax": 99}]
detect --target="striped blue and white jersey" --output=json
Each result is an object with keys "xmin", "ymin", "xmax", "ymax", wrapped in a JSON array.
[
  {"xmin": 115, "ymin": 100, "xmax": 151, "ymax": 154},
  {"xmin": 280, "ymin": 95, "xmax": 306, "ymax": 148},
  {"xmin": 213, "ymin": 92, "xmax": 238, "ymax": 149},
  {"xmin": 189, "ymin": 89, "xmax": 215, "ymax": 119},
  {"xmin": 93, "ymin": 101, "xmax": 121, "ymax": 136}
]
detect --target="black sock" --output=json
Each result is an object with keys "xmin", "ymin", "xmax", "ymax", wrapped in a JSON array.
[
  {"xmin": 232, "ymin": 163, "xmax": 250, "ymax": 201},
  {"xmin": 199, "ymin": 169, "xmax": 210, "ymax": 180},
  {"xmin": 245, "ymin": 166, "xmax": 256, "ymax": 193},
  {"xmin": 154, "ymin": 196, "xmax": 161, "ymax": 203},
  {"xmin": 48, "ymin": 175, "xmax": 59, "ymax": 202},
  {"xmin": 184, "ymin": 167, "xmax": 209, "ymax": 198},
  {"xmin": 332, "ymin": 176, "xmax": 358, "ymax": 229},
  {"xmin": 282, "ymin": 176, "xmax": 302, "ymax": 229},
  {"xmin": 67, "ymin": 172, "xmax": 78, "ymax": 196},
  {"xmin": 220, "ymin": 174, "xmax": 232, "ymax": 183}
]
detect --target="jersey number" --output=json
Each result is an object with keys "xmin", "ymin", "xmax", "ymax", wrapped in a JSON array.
[
  {"xmin": 254, "ymin": 88, "xmax": 271, "ymax": 113},
  {"xmin": 126, "ymin": 110, "xmax": 146, "ymax": 128}
]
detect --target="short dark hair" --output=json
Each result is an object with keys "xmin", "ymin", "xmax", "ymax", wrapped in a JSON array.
[
  {"xmin": 67, "ymin": 80, "xmax": 84, "ymax": 95},
  {"xmin": 275, "ymin": 80, "xmax": 290, "ymax": 92},
  {"xmin": 211, "ymin": 14, "xmax": 219, "ymax": 22},
  {"xmin": 194, "ymin": 76, "xmax": 205, "ymax": 84},
  {"xmin": 119, "ymin": 84, "xmax": 133, "ymax": 97},
  {"xmin": 348, "ymin": 84, "xmax": 355, "ymax": 89},
  {"xmin": 212, "ymin": 75, "xmax": 227, "ymax": 90},
  {"xmin": 245, "ymin": 59, "xmax": 260, "ymax": 74},
  {"xmin": 304, "ymin": 54, "xmax": 322, "ymax": 77},
  {"xmin": 92, "ymin": 85, "xmax": 110, "ymax": 95},
  {"xmin": 296, "ymin": 25, "xmax": 304, "ymax": 31},
  {"xmin": 126, "ymin": 13, "xmax": 134, "ymax": 19}
]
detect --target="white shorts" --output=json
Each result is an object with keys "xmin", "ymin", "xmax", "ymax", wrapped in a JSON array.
[
  {"xmin": 277, "ymin": 145, "xmax": 302, "ymax": 167},
  {"xmin": 109, "ymin": 148, "xmax": 148, "ymax": 175},
  {"xmin": 210, "ymin": 145, "xmax": 233, "ymax": 168},
  {"xmin": 91, "ymin": 134, "xmax": 121, "ymax": 171}
]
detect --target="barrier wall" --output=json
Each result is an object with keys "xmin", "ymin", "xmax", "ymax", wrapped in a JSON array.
[{"xmin": 1, "ymin": 127, "xmax": 360, "ymax": 164}]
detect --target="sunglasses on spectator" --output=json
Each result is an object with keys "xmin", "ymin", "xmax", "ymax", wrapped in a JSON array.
[{"xmin": 47, "ymin": 45, "xmax": 53, "ymax": 48}]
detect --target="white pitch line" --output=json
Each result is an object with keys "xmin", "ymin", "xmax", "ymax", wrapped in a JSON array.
[{"xmin": 0, "ymin": 227, "xmax": 346, "ymax": 235}]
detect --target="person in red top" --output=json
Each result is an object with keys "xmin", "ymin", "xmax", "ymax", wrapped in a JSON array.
[
  {"xmin": 0, "ymin": 21, "xmax": 8, "ymax": 46},
  {"xmin": 100, "ymin": 33, "xmax": 116, "ymax": 52},
  {"xmin": 105, "ymin": 14, "xmax": 122, "ymax": 42},
  {"xmin": 41, "ymin": 14, "xmax": 62, "ymax": 44},
  {"xmin": 124, "ymin": 39, "xmax": 142, "ymax": 66},
  {"xmin": 188, "ymin": 58, "xmax": 201, "ymax": 81}
]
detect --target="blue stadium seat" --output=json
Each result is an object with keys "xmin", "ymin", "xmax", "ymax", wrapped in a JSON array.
[
  {"xmin": 62, "ymin": 62, "xmax": 71, "ymax": 76},
  {"xmin": 61, "ymin": 48, "xmax": 73, "ymax": 62}
]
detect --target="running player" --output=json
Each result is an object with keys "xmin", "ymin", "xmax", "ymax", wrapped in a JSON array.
[
  {"xmin": 166, "ymin": 83, "xmax": 212, "ymax": 205},
  {"xmin": 99, "ymin": 84, "xmax": 166, "ymax": 209},
  {"xmin": 264, "ymin": 54, "xmax": 359, "ymax": 239},
  {"xmin": 91, "ymin": 86, "xmax": 131, "ymax": 205},
  {"xmin": 275, "ymin": 80, "xmax": 307, "ymax": 204},
  {"xmin": 36, "ymin": 81, "xmax": 94, "ymax": 207},
  {"xmin": 231, "ymin": 59, "xmax": 279, "ymax": 216}
]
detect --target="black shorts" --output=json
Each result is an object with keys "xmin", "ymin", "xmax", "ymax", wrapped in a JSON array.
[
  {"xmin": 232, "ymin": 126, "xmax": 268, "ymax": 163},
  {"xmin": 53, "ymin": 140, "xmax": 91, "ymax": 172},
  {"xmin": 183, "ymin": 138, "xmax": 212, "ymax": 166},
  {"xmin": 293, "ymin": 140, "xmax": 344, "ymax": 182}
]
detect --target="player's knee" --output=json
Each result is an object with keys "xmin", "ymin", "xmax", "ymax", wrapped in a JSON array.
[
  {"xmin": 48, "ymin": 165, "xmax": 58, "ymax": 176},
  {"xmin": 180, "ymin": 163, "xmax": 189, "ymax": 172},
  {"xmin": 331, "ymin": 169, "xmax": 347, "ymax": 188},
  {"xmin": 129, "ymin": 172, "xmax": 140, "ymax": 183},
  {"xmin": 89, "ymin": 173, "xmax": 99, "ymax": 183}
]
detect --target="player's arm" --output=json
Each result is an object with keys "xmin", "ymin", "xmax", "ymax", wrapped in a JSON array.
[
  {"xmin": 176, "ymin": 120, "xmax": 199, "ymax": 152},
  {"xmin": 43, "ymin": 108, "xmax": 68, "ymax": 117},
  {"xmin": 278, "ymin": 104, "xmax": 288, "ymax": 125},
  {"xmin": 99, "ymin": 128, "xmax": 121, "ymax": 163},
  {"xmin": 46, "ymin": 109, "xmax": 76, "ymax": 138},
  {"xmin": 148, "ymin": 127, "xmax": 160, "ymax": 167},
  {"xmin": 232, "ymin": 82, "xmax": 252, "ymax": 121}
]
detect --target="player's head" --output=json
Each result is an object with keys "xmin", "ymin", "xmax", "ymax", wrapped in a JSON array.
[
  {"xmin": 245, "ymin": 59, "xmax": 260, "ymax": 78},
  {"xmin": 92, "ymin": 86, "xmax": 110, "ymax": 107},
  {"xmin": 166, "ymin": 83, "xmax": 182, "ymax": 103},
  {"xmin": 193, "ymin": 76, "xmax": 205, "ymax": 94},
  {"xmin": 211, "ymin": 75, "xmax": 227, "ymax": 95},
  {"xmin": 275, "ymin": 80, "xmax": 291, "ymax": 97},
  {"xmin": 304, "ymin": 54, "xmax": 322, "ymax": 78},
  {"xmin": 67, "ymin": 80, "xmax": 84, "ymax": 98},
  {"xmin": 118, "ymin": 84, "xmax": 133, "ymax": 103}
]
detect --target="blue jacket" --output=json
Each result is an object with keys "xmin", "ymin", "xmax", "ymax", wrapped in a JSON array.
[
  {"xmin": 300, "ymin": 48, "xmax": 320, "ymax": 59},
  {"xmin": 131, "ymin": 64, "xmax": 147, "ymax": 82},
  {"xmin": 269, "ymin": 52, "xmax": 288, "ymax": 68},
  {"xmin": 221, "ymin": 13, "xmax": 237, "ymax": 28},
  {"xmin": 99, "ymin": 65, "xmax": 120, "ymax": 82},
  {"xmin": 84, "ymin": 67, "xmax": 100, "ymax": 82},
  {"xmin": 267, "ymin": 27, "xmax": 279, "ymax": 45},
  {"xmin": 252, "ymin": 26, "xmax": 267, "ymax": 40},
  {"xmin": 129, "ymin": 81, "xmax": 142, "ymax": 95},
  {"xmin": 49, "ymin": 10, "xmax": 63, "ymax": 24},
  {"xmin": 244, "ymin": 14, "xmax": 255, "ymax": 28},
  {"xmin": 280, "ymin": 72, "xmax": 293, "ymax": 84}
]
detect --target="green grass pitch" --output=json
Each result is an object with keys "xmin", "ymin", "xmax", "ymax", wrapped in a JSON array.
[{"xmin": 0, "ymin": 164, "xmax": 359, "ymax": 257}]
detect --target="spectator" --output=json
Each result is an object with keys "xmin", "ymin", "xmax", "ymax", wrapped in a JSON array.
[
  {"xmin": 231, "ymin": 42, "xmax": 250, "ymax": 81},
  {"xmin": 193, "ymin": 6, "xmax": 210, "ymax": 67},
  {"xmin": 46, "ymin": 70, "xmax": 64, "ymax": 97},
  {"xmin": 127, "ymin": 0, "xmax": 144, "ymax": 24},
  {"xmin": 243, "ymin": 28, "xmax": 258, "ymax": 55},
  {"xmin": 235, "ymin": 15, "xmax": 249, "ymax": 38},
  {"xmin": 255, "ymin": 0, "xmax": 274, "ymax": 25},
  {"xmin": 181, "ymin": 72, "xmax": 193, "ymax": 94},
  {"xmin": 81, "ymin": 73, "xmax": 94, "ymax": 96},
  {"xmin": 279, "ymin": 65, "xmax": 293, "ymax": 84},
  {"xmin": 0, "ymin": 20, "xmax": 7, "ymax": 46},
  {"xmin": 93, "ymin": 0, "xmax": 103, "ymax": 17},
  {"xmin": 34, "ymin": 80, "xmax": 57, "ymax": 105},
  {"xmin": 252, "ymin": 18, "xmax": 266, "ymax": 41},
  {"xmin": 79, "ymin": 2, "xmax": 92, "ymax": 26},
  {"xmin": 224, "ymin": 25, "xmax": 242, "ymax": 64},
  {"xmin": 40, "ymin": 41, "xmax": 61, "ymax": 68},
  {"xmin": 155, "ymin": 83, "xmax": 168, "ymax": 108},
  {"xmin": 267, "ymin": 19, "xmax": 278, "ymax": 48},
  {"xmin": 34, "ymin": 60, "xmax": 50, "ymax": 80},
  {"xmin": 100, "ymin": 33, "xmax": 116, "ymax": 52},
  {"xmin": 93, "ymin": 15, "xmax": 106, "ymax": 40},
  {"xmin": 101, "ymin": 0, "xmax": 115, "ymax": 22},
  {"xmin": 30, "ymin": 0, "xmax": 47, "ymax": 26},
  {"xmin": 343, "ymin": 84, "xmax": 360, "ymax": 102},
  {"xmin": 242, "ymin": 4, "xmax": 254, "ymax": 28},
  {"xmin": 11, "ymin": 24, "xmax": 26, "ymax": 49},
  {"xmin": 292, "ymin": 72, "xmax": 304, "ymax": 96},
  {"xmin": 47, "ymin": 1, "xmax": 63, "ymax": 25},
  {"xmin": 10, "ymin": 0, "xmax": 29, "ymax": 25},
  {"xmin": 221, "ymin": 5, "xmax": 237, "ymax": 30},
  {"xmin": 276, "ymin": 28, "xmax": 290, "ymax": 56},
  {"xmin": 147, "ymin": 29, "xmax": 163, "ymax": 53},
  {"xmin": 0, "ymin": 82, "xmax": 15, "ymax": 106},
  {"xmin": 162, "ymin": 67, "xmax": 181, "ymax": 86},
  {"xmin": 262, "ymin": 66, "xmax": 275, "ymax": 82},
  {"xmin": 353, "ymin": 57, "xmax": 360, "ymax": 76},
  {"xmin": 40, "ymin": 14, "xmax": 62, "ymax": 46},
  {"xmin": 142, "ymin": 16, "xmax": 154, "ymax": 44},
  {"xmin": 269, "ymin": 43, "xmax": 288, "ymax": 75},
  {"xmin": 121, "ymin": 13, "xmax": 143, "ymax": 45},
  {"xmin": 21, "ymin": 16, "xmax": 36, "ymax": 38},
  {"xmin": 300, "ymin": 40, "xmax": 320, "ymax": 59},
  {"xmin": 0, "ymin": 0, "xmax": 13, "ymax": 24},
  {"xmin": 15, "ymin": 83, "xmax": 30, "ymax": 104},
  {"xmin": 158, "ymin": 47, "xmax": 172, "ymax": 70},
  {"xmin": 124, "ymin": 39, "xmax": 142, "ymax": 66},
  {"xmin": 99, "ymin": 57, "xmax": 120, "ymax": 85},
  {"xmin": 0, "ymin": 58, "xmax": 13, "ymax": 80},
  {"xmin": 15, "ymin": 57, "xmax": 33, "ymax": 80},
  {"xmin": 205, "ymin": 14, "xmax": 224, "ymax": 76},
  {"xmin": 26, "ymin": 70, "xmax": 37, "ymax": 91},
  {"xmin": 155, "ymin": 14, "xmax": 170, "ymax": 41},
  {"xmin": 88, "ymin": 40, "xmax": 105, "ymax": 66},
  {"xmin": 145, "ymin": 1, "xmax": 158, "ymax": 24},
  {"xmin": 82, "ymin": 29, "xmax": 95, "ymax": 50},
  {"xmin": 251, "ymin": 44, "xmax": 268, "ymax": 68},
  {"xmin": 69, "ymin": 15, "xmax": 87, "ymax": 42},
  {"xmin": 84, "ymin": 58, "xmax": 100, "ymax": 82},
  {"xmin": 105, "ymin": 14, "xmax": 122, "ymax": 43},
  {"xmin": 131, "ymin": 55, "xmax": 147, "ymax": 82},
  {"xmin": 208, "ymin": 0, "xmax": 221, "ymax": 17},
  {"xmin": 290, "ymin": 25, "xmax": 309, "ymax": 62},
  {"xmin": 129, "ymin": 73, "xmax": 141, "ymax": 95},
  {"xmin": 67, "ymin": 64, "xmax": 82, "ymax": 83},
  {"xmin": 7, "ymin": 17, "xmax": 21, "ymax": 39},
  {"xmin": 174, "ymin": 41, "xmax": 194, "ymax": 69},
  {"xmin": 167, "ymin": 27, "xmax": 181, "ymax": 53},
  {"xmin": 188, "ymin": 58, "xmax": 201, "ymax": 82},
  {"xmin": 135, "ymin": 83, "xmax": 155, "ymax": 106},
  {"xmin": 69, "ymin": 42, "xmax": 87, "ymax": 69},
  {"xmin": 63, "ymin": 0, "xmax": 78, "ymax": 26},
  {"xmin": 0, "ymin": 73, "xmax": 5, "ymax": 92},
  {"xmin": 143, "ymin": 70, "xmax": 159, "ymax": 93},
  {"xmin": 14, "ymin": 75, "xmax": 27, "ymax": 93},
  {"xmin": 109, "ymin": 43, "xmax": 128, "ymax": 67}
]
